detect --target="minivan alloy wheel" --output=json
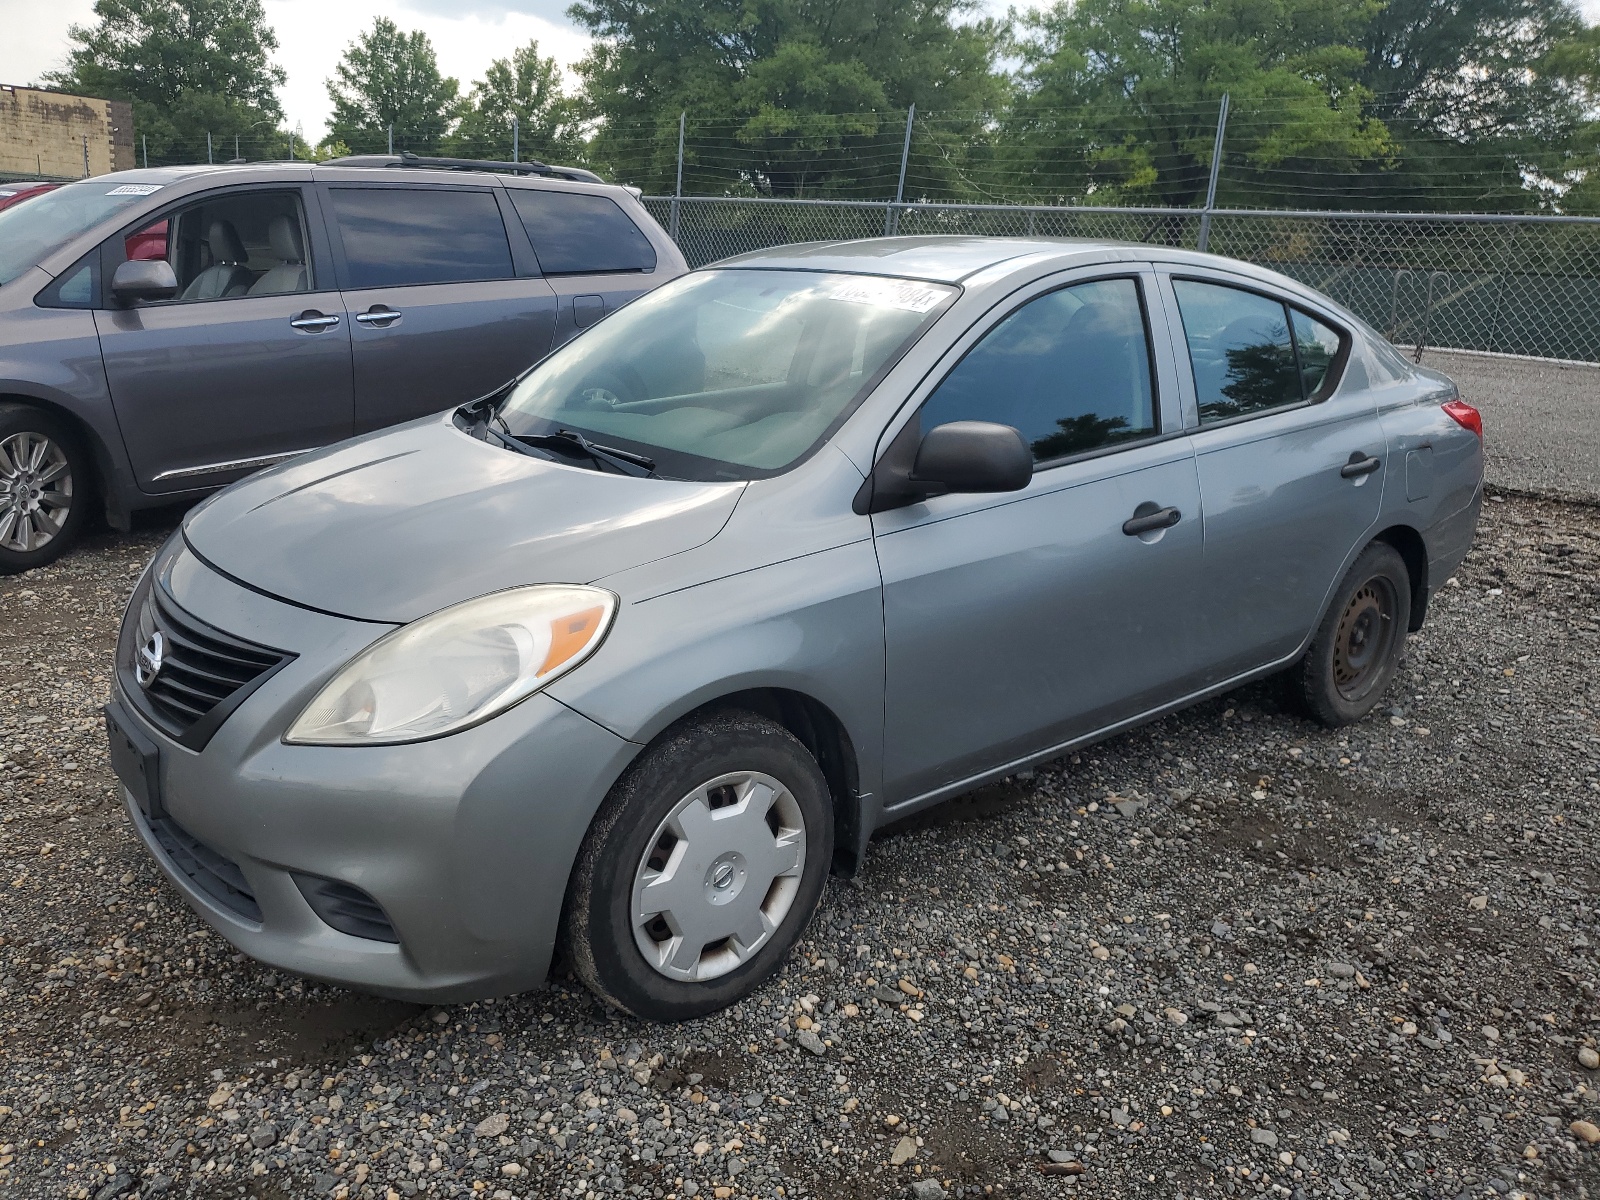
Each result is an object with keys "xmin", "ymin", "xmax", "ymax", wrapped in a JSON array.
[
  {"xmin": 631, "ymin": 770, "xmax": 807, "ymax": 982},
  {"xmin": 0, "ymin": 431, "xmax": 73, "ymax": 553}
]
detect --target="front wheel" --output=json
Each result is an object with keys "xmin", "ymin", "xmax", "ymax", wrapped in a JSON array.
[
  {"xmin": 0, "ymin": 405, "xmax": 90, "ymax": 575},
  {"xmin": 563, "ymin": 711, "xmax": 833, "ymax": 1021},
  {"xmin": 1296, "ymin": 541, "xmax": 1411, "ymax": 727}
]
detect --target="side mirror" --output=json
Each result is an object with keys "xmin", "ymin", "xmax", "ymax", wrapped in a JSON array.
[
  {"xmin": 910, "ymin": 421, "xmax": 1033, "ymax": 494},
  {"xmin": 111, "ymin": 258, "xmax": 178, "ymax": 305}
]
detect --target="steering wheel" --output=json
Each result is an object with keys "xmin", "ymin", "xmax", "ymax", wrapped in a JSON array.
[{"xmin": 569, "ymin": 366, "xmax": 647, "ymax": 412}]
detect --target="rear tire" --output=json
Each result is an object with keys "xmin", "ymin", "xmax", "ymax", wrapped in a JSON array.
[
  {"xmin": 0, "ymin": 404, "xmax": 90, "ymax": 575},
  {"xmin": 562, "ymin": 710, "xmax": 833, "ymax": 1021},
  {"xmin": 1296, "ymin": 541, "xmax": 1411, "ymax": 727}
]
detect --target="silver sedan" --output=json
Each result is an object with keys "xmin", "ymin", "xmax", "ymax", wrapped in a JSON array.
[{"xmin": 106, "ymin": 236, "xmax": 1484, "ymax": 1020}]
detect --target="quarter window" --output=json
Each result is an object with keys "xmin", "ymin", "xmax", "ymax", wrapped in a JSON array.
[
  {"xmin": 918, "ymin": 278, "xmax": 1158, "ymax": 463},
  {"xmin": 508, "ymin": 190, "xmax": 657, "ymax": 275},
  {"xmin": 1173, "ymin": 280, "xmax": 1345, "ymax": 423},
  {"xmin": 330, "ymin": 188, "xmax": 514, "ymax": 288}
]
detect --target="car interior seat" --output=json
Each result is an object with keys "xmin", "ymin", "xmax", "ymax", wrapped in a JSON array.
[
  {"xmin": 248, "ymin": 216, "xmax": 308, "ymax": 295},
  {"xmin": 179, "ymin": 220, "xmax": 255, "ymax": 301}
]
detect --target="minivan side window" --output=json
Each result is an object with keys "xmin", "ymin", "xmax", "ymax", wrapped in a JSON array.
[
  {"xmin": 330, "ymin": 188, "xmax": 515, "ymax": 288},
  {"xmin": 1172, "ymin": 280, "xmax": 1345, "ymax": 423},
  {"xmin": 917, "ymin": 277, "xmax": 1158, "ymax": 463},
  {"xmin": 509, "ymin": 190, "xmax": 657, "ymax": 275},
  {"xmin": 122, "ymin": 191, "xmax": 313, "ymax": 302}
]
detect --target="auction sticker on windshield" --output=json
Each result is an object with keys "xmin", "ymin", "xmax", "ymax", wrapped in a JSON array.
[
  {"xmin": 106, "ymin": 184, "xmax": 162, "ymax": 196},
  {"xmin": 825, "ymin": 278, "xmax": 950, "ymax": 312}
]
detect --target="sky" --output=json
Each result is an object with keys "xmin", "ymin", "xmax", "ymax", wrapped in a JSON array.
[{"xmin": 3, "ymin": 0, "xmax": 1600, "ymax": 145}]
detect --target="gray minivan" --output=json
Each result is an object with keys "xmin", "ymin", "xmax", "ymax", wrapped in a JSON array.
[{"xmin": 0, "ymin": 156, "xmax": 686, "ymax": 572}]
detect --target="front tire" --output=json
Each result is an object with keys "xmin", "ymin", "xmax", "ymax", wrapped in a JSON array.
[
  {"xmin": 1296, "ymin": 541, "xmax": 1411, "ymax": 727},
  {"xmin": 0, "ymin": 404, "xmax": 90, "ymax": 575},
  {"xmin": 563, "ymin": 710, "xmax": 833, "ymax": 1021}
]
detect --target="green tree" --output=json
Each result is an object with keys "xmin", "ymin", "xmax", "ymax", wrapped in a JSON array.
[
  {"xmin": 450, "ymin": 41, "xmax": 582, "ymax": 164},
  {"xmin": 1003, "ymin": 0, "xmax": 1394, "ymax": 208},
  {"xmin": 45, "ymin": 0, "xmax": 287, "ymax": 164},
  {"xmin": 326, "ymin": 17, "xmax": 459, "ymax": 155},
  {"xmin": 569, "ymin": 0, "xmax": 1007, "ymax": 197}
]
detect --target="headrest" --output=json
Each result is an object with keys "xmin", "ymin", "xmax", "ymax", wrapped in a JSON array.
[
  {"xmin": 268, "ymin": 214, "xmax": 304, "ymax": 264},
  {"xmin": 207, "ymin": 220, "xmax": 249, "ymax": 264}
]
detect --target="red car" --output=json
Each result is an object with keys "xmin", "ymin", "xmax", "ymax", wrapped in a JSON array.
[{"xmin": 0, "ymin": 181, "xmax": 60, "ymax": 212}]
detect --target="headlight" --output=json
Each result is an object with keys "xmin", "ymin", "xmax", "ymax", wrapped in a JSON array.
[{"xmin": 284, "ymin": 585, "xmax": 616, "ymax": 745}]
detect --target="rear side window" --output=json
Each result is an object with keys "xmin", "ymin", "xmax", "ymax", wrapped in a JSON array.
[
  {"xmin": 331, "ymin": 188, "xmax": 514, "ymax": 288},
  {"xmin": 918, "ymin": 277, "xmax": 1158, "ymax": 463},
  {"xmin": 509, "ymin": 190, "xmax": 656, "ymax": 275},
  {"xmin": 1173, "ymin": 280, "xmax": 1346, "ymax": 423}
]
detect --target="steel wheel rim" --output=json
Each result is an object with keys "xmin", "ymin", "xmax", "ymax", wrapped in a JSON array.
[
  {"xmin": 0, "ymin": 431, "xmax": 72, "ymax": 554},
  {"xmin": 630, "ymin": 770, "xmax": 807, "ymax": 982},
  {"xmin": 1332, "ymin": 576, "xmax": 1397, "ymax": 700}
]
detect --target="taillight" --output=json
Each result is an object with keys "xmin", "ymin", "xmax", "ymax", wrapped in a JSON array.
[{"xmin": 1442, "ymin": 399, "xmax": 1482, "ymax": 438}]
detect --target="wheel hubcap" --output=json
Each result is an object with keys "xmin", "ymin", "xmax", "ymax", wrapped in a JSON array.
[
  {"xmin": 631, "ymin": 770, "xmax": 807, "ymax": 982},
  {"xmin": 1331, "ymin": 578, "xmax": 1396, "ymax": 700},
  {"xmin": 0, "ymin": 431, "xmax": 72, "ymax": 554}
]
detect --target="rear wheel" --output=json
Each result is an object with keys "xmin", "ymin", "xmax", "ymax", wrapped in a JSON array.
[
  {"xmin": 1296, "ymin": 541, "xmax": 1411, "ymax": 727},
  {"xmin": 0, "ymin": 404, "xmax": 89, "ymax": 575},
  {"xmin": 563, "ymin": 710, "xmax": 833, "ymax": 1021}
]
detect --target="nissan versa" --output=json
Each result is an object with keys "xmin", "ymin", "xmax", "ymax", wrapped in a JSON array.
[{"xmin": 106, "ymin": 237, "xmax": 1483, "ymax": 1021}]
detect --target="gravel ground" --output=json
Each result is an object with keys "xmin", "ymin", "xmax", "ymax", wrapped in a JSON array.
[
  {"xmin": 2, "ymin": 493, "xmax": 1599, "ymax": 1200},
  {"xmin": 1420, "ymin": 351, "xmax": 1600, "ymax": 504}
]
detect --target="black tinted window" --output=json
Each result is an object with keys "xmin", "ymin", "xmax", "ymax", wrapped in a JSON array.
[
  {"xmin": 1173, "ymin": 280, "xmax": 1303, "ymax": 423},
  {"xmin": 919, "ymin": 278, "xmax": 1157, "ymax": 462},
  {"xmin": 331, "ymin": 188, "xmax": 513, "ymax": 288},
  {"xmin": 509, "ymin": 190, "xmax": 657, "ymax": 275}
]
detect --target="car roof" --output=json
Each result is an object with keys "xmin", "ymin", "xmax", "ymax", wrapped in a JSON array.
[{"xmin": 715, "ymin": 236, "xmax": 1137, "ymax": 283}]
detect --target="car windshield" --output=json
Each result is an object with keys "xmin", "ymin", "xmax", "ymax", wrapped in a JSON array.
[
  {"xmin": 497, "ymin": 269, "xmax": 956, "ymax": 480},
  {"xmin": 0, "ymin": 179, "xmax": 160, "ymax": 287}
]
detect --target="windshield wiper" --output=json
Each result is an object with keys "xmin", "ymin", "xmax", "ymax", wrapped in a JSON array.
[{"xmin": 516, "ymin": 429, "xmax": 657, "ymax": 477}]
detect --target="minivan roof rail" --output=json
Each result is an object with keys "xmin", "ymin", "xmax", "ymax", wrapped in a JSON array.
[{"xmin": 322, "ymin": 152, "xmax": 605, "ymax": 185}]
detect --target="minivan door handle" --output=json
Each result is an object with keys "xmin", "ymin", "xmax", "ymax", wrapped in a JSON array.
[
  {"xmin": 1340, "ymin": 451, "xmax": 1383, "ymax": 478},
  {"xmin": 355, "ymin": 305, "xmax": 402, "ymax": 328},
  {"xmin": 1122, "ymin": 505, "xmax": 1182, "ymax": 536},
  {"xmin": 289, "ymin": 310, "xmax": 340, "ymax": 331}
]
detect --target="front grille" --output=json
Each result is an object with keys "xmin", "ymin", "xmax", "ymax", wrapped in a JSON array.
[
  {"xmin": 293, "ymin": 874, "xmax": 399, "ymax": 943},
  {"xmin": 122, "ymin": 580, "xmax": 290, "ymax": 749},
  {"xmin": 147, "ymin": 814, "xmax": 262, "ymax": 922}
]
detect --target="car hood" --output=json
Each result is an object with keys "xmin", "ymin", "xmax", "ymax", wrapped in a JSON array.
[{"xmin": 182, "ymin": 416, "xmax": 745, "ymax": 623}]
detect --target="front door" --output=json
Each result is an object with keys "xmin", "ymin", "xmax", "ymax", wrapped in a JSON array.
[
  {"xmin": 322, "ymin": 184, "xmax": 560, "ymax": 432},
  {"xmin": 876, "ymin": 272, "xmax": 1205, "ymax": 806},
  {"xmin": 95, "ymin": 185, "xmax": 354, "ymax": 493},
  {"xmin": 1158, "ymin": 271, "xmax": 1388, "ymax": 683}
]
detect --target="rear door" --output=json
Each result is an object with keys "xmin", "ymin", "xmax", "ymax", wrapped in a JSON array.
[
  {"xmin": 1155, "ymin": 268, "xmax": 1387, "ymax": 683},
  {"xmin": 94, "ymin": 182, "xmax": 355, "ymax": 493},
  {"xmin": 322, "ymin": 183, "xmax": 559, "ymax": 432},
  {"xmin": 504, "ymin": 187, "xmax": 661, "ymax": 345}
]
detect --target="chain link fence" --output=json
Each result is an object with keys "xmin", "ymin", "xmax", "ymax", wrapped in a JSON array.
[{"xmin": 642, "ymin": 196, "xmax": 1600, "ymax": 364}]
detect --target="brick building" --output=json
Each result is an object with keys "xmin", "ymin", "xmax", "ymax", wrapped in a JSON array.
[{"xmin": 0, "ymin": 84, "xmax": 134, "ymax": 181}]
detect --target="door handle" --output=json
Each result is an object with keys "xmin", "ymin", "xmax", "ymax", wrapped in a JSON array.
[
  {"xmin": 355, "ymin": 305, "xmax": 402, "ymax": 328},
  {"xmin": 1122, "ymin": 506, "xmax": 1182, "ymax": 536},
  {"xmin": 1340, "ymin": 452, "xmax": 1383, "ymax": 478},
  {"xmin": 289, "ymin": 311, "xmax": 340, "ymax": 331}
]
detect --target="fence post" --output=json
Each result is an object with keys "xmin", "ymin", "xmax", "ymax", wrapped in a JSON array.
[
  {"xmin": 671, "ymin": 112, "xmax": 685, "ymax": 241},
  {"xmin": 388, "ymin": 125, "xmax": 394, "ymax": 155},
  {"xmin": 1196, "ymin": 93, "xmax": 1230, "ymax": 254},
  {"xmin": 81, "ymin": 136, "xmax": 89, "ymax": 177},
  {"xmin": 888, "ymin": 104, "xmax": 915, "ymax": 237},
  {"xmin": 512, "ymin": 114, "xmax": 518, "ymax": 163},
  {"xmin": 142, "ymin": 134, "xmax": 148, "ymax": 169},
  {"xmin": 207, "ymin": 131, "xmax": 213, "ymax": 164}
]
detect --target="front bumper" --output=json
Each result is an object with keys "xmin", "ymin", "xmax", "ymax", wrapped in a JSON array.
[{"xmin": 114, "ymin": 538, "xmax": 639, "ymax": 1002}]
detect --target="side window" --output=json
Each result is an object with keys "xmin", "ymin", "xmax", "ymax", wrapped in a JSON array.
[
  {"xmin": 121, "ymin": 191, "xmax": 312, "ymax": 303},
  {"xmin": 1172, "ymin": 280, "xmax": 1307, "ymax": 423},
  {"xmin": 1292, "ymin": 309, "xmax": 1343, "ymax": 398},
  {"xmin": 330, "ymin": 188, "xmax": 515, "ymax": 288},
  {"xmin": 508, "ymin": 190, "xmax": 657, "ymax": 275},
  {"xmin": 918, "ymin": 277, "xmax": 1158, "ymax": 463}
]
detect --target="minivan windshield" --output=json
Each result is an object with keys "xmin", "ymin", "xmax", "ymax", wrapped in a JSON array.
[
  {"xmin": 497, "ymin": 269, "xmax": 956, "ymax": 479},
  {"xmin": 0, "ymin": 179, "xmax": 159, "ymax": 287}
]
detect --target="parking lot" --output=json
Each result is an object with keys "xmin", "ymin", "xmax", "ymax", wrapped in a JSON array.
[{"xmin": 1, "ymin": 468, "xmax": 1597, "ymax": 1200}]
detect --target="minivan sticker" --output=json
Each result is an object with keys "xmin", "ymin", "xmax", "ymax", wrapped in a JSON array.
[{"xmin": 106, "ymin": 184, "xmax": 163, "ymax": 196}]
